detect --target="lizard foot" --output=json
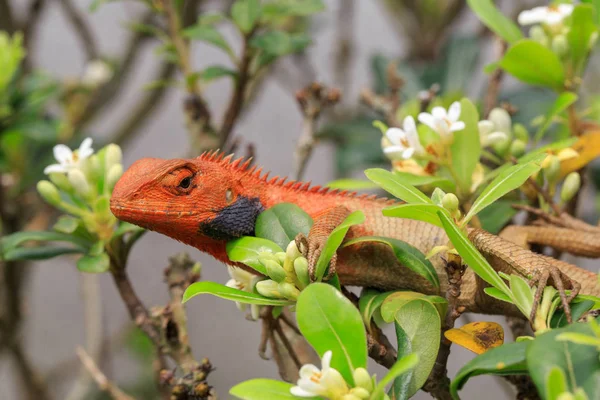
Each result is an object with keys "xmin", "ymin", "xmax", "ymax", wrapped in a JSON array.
[
  {"xmin": 295, "ymin": 233, "xmax": 337, "ymax": 281},
  {"xmin": 528, "ymin": 263, "xmax": 581, "ymax": 324}
]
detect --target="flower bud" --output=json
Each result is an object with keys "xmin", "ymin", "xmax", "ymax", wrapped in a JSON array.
[
  {"xmin": 256, "ymin": 280, "xmax": 283, "ymax": 298},
  {"xmin": 431, "ymin": 187, "xmax": 446, "ymax": 206},
  {"xmin": 551, "ymin": 34, "xmax": 568, "ymax": 57},
  {"xmin": 510, "ymin": 139, "xmax": 527, "ymax": 158},
  {"xmin": 349, "ymin": 387, "xmax": 371, "ymax": 399},
  {"xmin": 488, "ymin": 108, "xmax": 512, "ymax": 135},
  {"xmin": 556, "ymin": 393, "xmax": 574, "ymax": 400},
  {"xmin": 258, "ymin": 252, "xmax": 278, "ymax": 266},
  {"xmin": 294, "ymin": 257, "xmax": 310, "ymax": 288},
  {"xmin": 512, "ymin": 123, "xmax": 529, "ymax": 142},
  {"xmin": 275, "ymin": 251, "xmax": 287, "ymax": 264},
  {"xmin": 68, "ymin": 169, "xmax": 90, "ymax": 196},
  {"xmin": 105, "ymin": 164, "xmax": 123, "ymax": 192},
  {"xmin": 352, "ymin": 368, "xmax": 373, "ymax": 392},
  {"xmin": 477, "ymin": 120, "xmax": 494, "ymax": 137},
  {"xmin": 530, "ymin": 25, "xmax": 548, "ymax": 46},
  {"xmin": 265, "ymin": 260, "xmax": 287, "ymax": 283},
  {"xmin": 442, "ymin": 193, "xmax": 459, "ymax": 213},
  {"xmin": 561, "ymin": 172, "xmax": 581, "ymax": 203},
  {"xmin": 48, "ymin": 172, "xmax": 72, "ymax": 192},
  {"xmin": 543, "ymin": 155, "xmax": 561, "ymax": 184},
  {"xmin": 286, "ymin": 240, "xmax": 302, "ymax": 261},
  {"xmin": 278, "ymin": 282, "xmax": 300, "ymax": 300},
  {"xmin": 37, "ymin": 180, "xmax": 61, "ymax": 206},
  {"xmin": 104, "ymin": 144, "xmax": 122, "ymax": 170},
  {"xmin": 340, "ymin": 394, "xmax": 362, "ymax": 400}
]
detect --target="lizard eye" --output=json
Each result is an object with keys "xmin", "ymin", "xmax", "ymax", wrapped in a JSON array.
[{"xmin": 179, "ymin": 176, "xmax": 192, "ymax": 189}]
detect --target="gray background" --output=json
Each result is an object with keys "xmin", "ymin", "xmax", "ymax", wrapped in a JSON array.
[{"xmin": 0, "ymin": 1, "xmax": 570, "ymax": 399}]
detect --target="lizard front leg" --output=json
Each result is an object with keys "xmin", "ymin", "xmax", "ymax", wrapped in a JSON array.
[
  {"xmin": 295, "ymin": 205, "xmax": 352, "ymax": 281},
  {"xmin": 469, "ymin": 228, "xmax": 584, "ymax": 323}
]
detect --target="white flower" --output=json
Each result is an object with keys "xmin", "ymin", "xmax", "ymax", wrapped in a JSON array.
[
  {"xmin": 418, "ymin": 102, "xmax": 465, "ymax": 142},
  {"xmin": 383, "ymin": 116, "xmax": 424, "ymax": 160},
  {"xmin": 81, "ymin": 60, "xmax": 113, "ymax": 87},
  {"xmin": 291, "ymin": 351, "xmax": 350, "ymax": 398},
  {"xmin": 478, "ymin": 120, "xmax": 508, "ymax": 147},
  {"xmin": 226, "ymin": 266, "xmax": 261, "ymax": 320},
  {"xmin": 44, "ymin": 138, "xmax": 94, "ymax": 175},
  {"xmin": 518, "ymin": 4, "xmax": 574, "ymax": 26}
]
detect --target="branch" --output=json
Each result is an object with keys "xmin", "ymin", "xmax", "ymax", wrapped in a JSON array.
[
  {"xmin": 219, "ymin": 31, "xmax": 255, "ymax": 147},
  {"xmin": 57, "ymin": 0, "xmax": 99, "ymax": 61},
  {"xmin": 333, "ymin": 0, "xmax": 355, "ymax": 93},
  {"xmin": 294, "ymin": 82, "xmax": 341, "ymax": 180},
  {"xmin": 109, "ymin": 62, "xmax": 177, "ymax": 148},
  {"xmin": 483, "ymin": 38, "xmax": 507, "ymax": 117},
  {"xmin": 0, "ymin": 0, "xmax": 15, "ymax": 32},
  {"xmin": 76, "ymin": 347, "xmax": 135, "ymax": 400}
]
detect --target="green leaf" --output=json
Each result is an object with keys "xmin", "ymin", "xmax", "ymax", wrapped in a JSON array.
[
  {"xmin": 197, "ymin": 66, "xmax": 238, "ymax": 82},
  {"xmin": 534, "ymin": 92, "xmax": 578, "ymax": 142},
  {"xmin": 230, "ymin": 379, "xmax": 304, "ymax": 400},
  {"xmin": 77, "ymin": 253, "xmax": 110, "ymax": 273},
  {"xmin": 182, "ymin": 25, "xmax": 233, "ymax": 55},
  {"xmin": 550, "ymin": 300, "xmax": 595, "ymax": 328},
  {"xmin": 53, "ymin": 216, "xmax": 80, "ymax": 234},
  {"xmin": 231, "ymin": 0, "xmax": 262, "ymax": 34},
  {"xmin": 371, "ymin": 353, "xmax": 419, "ymax": 400},
  {"xmin": 393, "ymin": 299, "xmax": 441, "ymax": 396},
  {"xmin": 197, "ymin": 12, "xmax": 226, "ymax": 26},
  {"xmin": 438, "ymin": 212, "xmax": 511, "ymax": 296},
  {"xmin": 182, "ymin": 281, "xmax": 293, "ymax": 306},
  {"xmin": 314, "ymin": 211, "xmax": 365, "ymax": 280},
  {"xmin": 466, "ymin": 0, "xmax": 523, "ymax": 44},
  {"xmin": 392, "ymin": 172, "xmax": 456, "ymax": 193},
  {"xmin": 326, "ymin": 179, "xmax": 380, "ymax": 190},
  {"xmin": 262, "ymin": 0, "xmax": 325, "ymax": 19},
  {"xmin": 112, "ymin": 222, "xmax": 145, "ymax": 240},
  {"xmin": 358, "ymin": 289, "xmax": 393, "ymax": 329},
  {"xmin": 226, "ymin": 237, "xmax": 283, "ymax": 275},
  {"xmin": 509, "ymin": 274, "xmax": 534, "ymax": 319},
  {"xmin": 464, "ymin": 155, "xmax": 545, "ymax": 224},
  {"xmin": 499, "ymin": 40, "xmax": 566, "ymax": 90},
  {"xmin": 1, "ymin": 230, "xmax": 88, "ymax": 251},
  {"xmin": 450, "ymin": 341, "xmax": 529, "ymax": 398},
  {"xmin": 255, "ymin": 203, "xmax": 313, "ymax": 250},
  {"xmin": 450, "ymin": 98, "xmax": 480, "ymax": 194},
  {"xmin": 527, "ymin": 321, "xmax": 600, "ymax": 399},
  {"xmin": 365, "ymin": 168, "xmax": 433, "ymax": 204},
  {"xmin": 380, "ymin": 292, "xmax": 447, "ymax": 323},
  {"xmin": 483, "ymin": 287, "xmax": 512, "ymax": 303},
  {"xmin": 343, "ymin": 236, "xmax": 440, "ymax": 289},
  {"xmin": 296, "ymin": 283, "xmax": 367, "ymax": 384},
  {"xmin": 546, "ymin": 367, "xmax": 569, "ymax": 400},
  {"xmin": 3, "ymin": 246, "xmax": 83, "ymax": 261},
  {"xmin": 568, "ymin": 5, "xmax": 597, "ymax": 75},
  {"xmin": 477, "ymin": 200, "xmax": 521, "ymax": 234},
  {"xmin": 383, "ymin": 203, "xmax": 448, "ymax": 228},
  {"xmin": 250, "ymin": 31, "xmax": 310, "ymax": 57}
]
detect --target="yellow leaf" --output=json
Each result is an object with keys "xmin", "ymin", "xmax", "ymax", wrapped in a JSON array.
[
  {"xmin": 444, "ymin": 321, "xmax": 504, "ymax": 354},
  {"xmin": 560, "ymin": 130, "xmax": 600, "ymax": 177}
]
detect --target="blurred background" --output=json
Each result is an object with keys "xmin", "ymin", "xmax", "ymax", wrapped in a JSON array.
[{"xmin": 1, "ymin": 0, "xmax": 598, "ymax": 399}]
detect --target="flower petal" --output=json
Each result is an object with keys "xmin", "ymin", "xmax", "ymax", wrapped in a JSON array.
[
  {"xmin": 448, "ymin": 102, "xmax": 461, "ymax": 122},
  {"xmin": 431, "ymin": 107, "xmax": 446, "ymax": 120},
  {"xmin": 290, "ymin": 386, "xmax": 319, "ymax": 397},
  {"xmin": 44, "ymin": 164, "xmax": 67, "ymax": 174},
  {"xmin": 401, "ymin": 148, "xmax": 415, "ymax": 159},
  {"xmin": 418, "ymin": 113, "xmax": 436, "ymax": 130},
  {"xmin": 385, "ymin": 128, "xmax": 406, "ymax": 146},
  {"xmin": 403, "ymin": 116, "xmax": 417, "ymax": 134},
  {"xmin": 450, "ymin": 121, "xmax": 466, "ymax": 132},
  {"xmin": 321, "ymin": 350, "xmax": 332, "ymax": 371},
  {"xmin": 53, "ymin": 144, "xmax": 73, "ymax": 164},
  {"xmin": 298, "ymin": 364, "xmax": 320, "ymax": 379}
]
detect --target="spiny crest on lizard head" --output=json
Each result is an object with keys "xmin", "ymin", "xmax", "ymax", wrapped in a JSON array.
[{"xmin": 197, "ymin": 150, "xmax": 395, "ymax": 203}]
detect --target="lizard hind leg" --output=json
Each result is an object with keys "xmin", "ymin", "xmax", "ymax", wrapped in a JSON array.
[{"xmin": 528, "ymin": 261, "xmax": 580, "ymax": 324}]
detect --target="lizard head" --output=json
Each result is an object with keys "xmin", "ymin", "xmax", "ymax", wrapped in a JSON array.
[{"xmin": 110, "ymin": 155, "xmax": 264, "ymax": 252}]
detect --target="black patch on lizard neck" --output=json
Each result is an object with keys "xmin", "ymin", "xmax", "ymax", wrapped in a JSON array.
[{"xmin": 198, "ymin": 196, "xmax": 264, "ymax": 241}]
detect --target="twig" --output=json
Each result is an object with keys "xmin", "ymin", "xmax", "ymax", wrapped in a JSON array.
[
  {"xmin": 20, "ymin": 0, "xmax": 48, "ymax": 71},
  {"xmin": 483, "ymin": 38, "xmax": 508, "ymax": 117},
  {"xmin": 525, "ymin": 176, "xmax": 563, "ymax": 216},
  {"xmin": 220, "ymin": 31, "xmax": 255, "ymax": 147},
  {"xmin": 66, "ymin": 274, "xmax": 104, "ymax": 400},
  {"xmin": 423, "ymin": 254, "xmax": 466, "ymax": 400},
  {"xmin": 9, "ymin": 342, "xmax": 52, "ymax": 400},
  {"xmin": 0, "ymin": 0, "xmax": 15, "ymax": 32},
  {"xmin": 333, "ymin": 0, "xmax": 355, "ymax": 93},
  {"xmin": 76, "ymin": 347, "xmax": 135, "ymax": 400},
  {"xmin": 56, "ymin": 0, "xmax": 99, "ymax": 61},
  {"xmin": 294, "ymin": 83, "xmax": 341, "ymax": 180},
  {"xmin": 109, "ymin": 62, "xmax": 176, "ymax": 147}
]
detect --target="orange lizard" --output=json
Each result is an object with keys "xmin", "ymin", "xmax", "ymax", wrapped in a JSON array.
[{"xmin": 109, "ymin": 152, "xmax": 600, "ymax": 320}]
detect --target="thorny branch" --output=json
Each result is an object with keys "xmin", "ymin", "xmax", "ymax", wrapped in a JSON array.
[{"xmin": 294, "ymin": 82, "xmax": 341, "ymax": 180}]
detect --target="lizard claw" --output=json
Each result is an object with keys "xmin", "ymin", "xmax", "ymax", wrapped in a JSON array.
[
  {"xmin": 528, "ymin": 262, "xmax": 581, "ymax": 324},
  {"xmin": 295, "ymin": 233, "xmax": 337, "ymax": 282}
]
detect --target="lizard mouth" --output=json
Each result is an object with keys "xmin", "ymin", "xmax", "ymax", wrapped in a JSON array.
[{"xmin": 110, "ymin": 201, "xmax": 198, "ymax": 221}]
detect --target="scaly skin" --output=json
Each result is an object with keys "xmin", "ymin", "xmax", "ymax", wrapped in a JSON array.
[{"xmin": 109, "ymin": 152, "xmax": 600, "ymax": 316}]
